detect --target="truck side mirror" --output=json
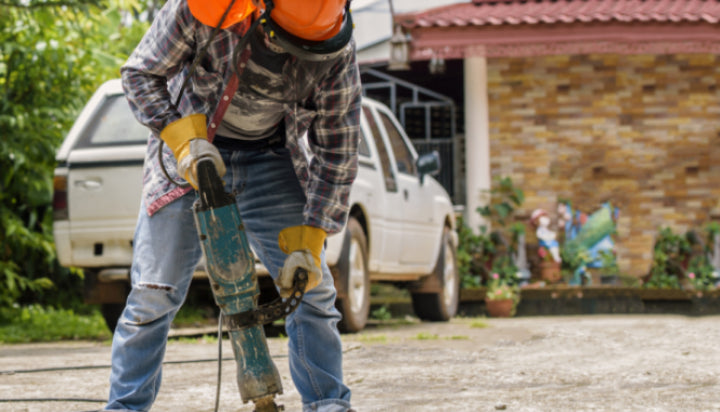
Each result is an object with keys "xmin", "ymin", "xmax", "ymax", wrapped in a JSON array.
[{"xmin": 416, "ymin": 151, "xmax": 441, "ymax": 185}]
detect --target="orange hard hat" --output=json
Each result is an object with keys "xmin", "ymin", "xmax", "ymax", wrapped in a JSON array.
[
  {"xmin": 187, "ymin": 0, "xmax": 256, "ymax": 29},
  {"xmin": 263, "ymin": 0, "xmax": 346, "ymax": 41},
  {"xmin": 258, "ymin": 0, "xmax": 353, "ymax": 61}
]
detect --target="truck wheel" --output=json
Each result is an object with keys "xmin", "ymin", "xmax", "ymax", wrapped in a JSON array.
[
  {"xmin": 101, "ymin": 303, "xmax": 125, "ymax": 333},
  {"xmin": 334, "ymin": 217, "xmax": 370, "ymax": 333},
  {"xmin": 411, "ymin": 227, "xmax": 459, "ymax": 321}
]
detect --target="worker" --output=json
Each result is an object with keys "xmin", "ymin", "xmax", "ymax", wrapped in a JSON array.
[{"xmin": 104, "ymin": 0, "xmax": 360, "ymax": 411}]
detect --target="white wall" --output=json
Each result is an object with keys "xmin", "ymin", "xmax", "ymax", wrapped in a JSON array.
[{"xmin": 352, "ymin": 0, "xmax": 461, "ymax": 64}]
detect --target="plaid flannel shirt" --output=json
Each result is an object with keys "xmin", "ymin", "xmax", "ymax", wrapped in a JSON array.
[{"xmin": 121, "ymin": 0, "xmax": 362, "ymax": 235}]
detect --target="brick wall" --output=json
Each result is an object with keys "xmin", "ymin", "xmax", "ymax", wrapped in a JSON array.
[{"xmin": 487, "ymin": 53, "xmax": 720, "ymax": 276}]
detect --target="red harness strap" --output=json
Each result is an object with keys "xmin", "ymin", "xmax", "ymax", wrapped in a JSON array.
[
  {"xmin": 207, "ymin": 21, "xmax": 253, "ymax": 143},
  {"xmin": 147, "ymin": 20, "xmax": 255, "ymax": 216}
]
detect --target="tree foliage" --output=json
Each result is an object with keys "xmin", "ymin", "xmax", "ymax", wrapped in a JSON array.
[{"xmin": 0, "ymin": 0, "xmax": 152, "ymax": 308}]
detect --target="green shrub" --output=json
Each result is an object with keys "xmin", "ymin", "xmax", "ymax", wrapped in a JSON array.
[
  {"xmin": 370, "ymin": 305, "xmax": 392, "ymax": 321},
  {"xmin": 1, "ymin": 1, "xmax": 150, "ymax": 311},
  {"xmin": 458, "ymin": 177, "xmax": 525, "ymax": 289},
  {"xmin": 0, "ymin": 305, "xmax": 110, "ymax": 343}
]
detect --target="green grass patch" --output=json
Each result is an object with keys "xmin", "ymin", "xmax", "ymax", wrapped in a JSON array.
[
  {"xmin": 446, "ymin": 335, "xmax": 470, "ymax": 340},
  {"xmin": 170, "ymin": 335, "xmax": 219, "ymax": 344},
  {"xmin": 357, "ymin": 334, "xmax": 388, "ymax": 343},
  {"xmin": 470, "ymin": 319, "xmax": 489, "ymax": 329},
  {"xmin": 0, "ymin": 305, "xmax": 111, "ymax": 343},
  {"xmin": 414, "ymin": 332, "xmax": 439, "ymax": 340}
]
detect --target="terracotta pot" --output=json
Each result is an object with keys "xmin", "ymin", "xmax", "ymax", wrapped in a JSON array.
[
  {"xmin": 539, "ymin": 261, "xmax": 562, "ymax": 283},
  {"xmin": 484, "ymin": 298, "xmax": 515, "ymax": 318}
]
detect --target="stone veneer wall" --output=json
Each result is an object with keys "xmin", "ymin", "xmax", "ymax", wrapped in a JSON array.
[{"xmin": 486, "ymin": 53, "xmax": 720, "ymax": 277}]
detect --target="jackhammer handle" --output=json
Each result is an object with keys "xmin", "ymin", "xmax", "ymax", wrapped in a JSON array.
[
  {"xmin": 293, "ymin": 267, "xmax": 309, "ymax": 292},
  {"xmin": 196, "ymin": 158, "xmax": 233, "ymax": 210},
  {"xmin": 223, "ymin": 267, "xmax": 310, "ymax": 330}
]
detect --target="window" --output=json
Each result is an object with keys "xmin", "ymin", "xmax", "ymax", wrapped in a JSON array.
[
  {"xmin": 358, "ymin": 128, "xmax": 371, "ymax": 157},
  {"xmin": 76, "ymin": 94, "xmax": 149, "ymax": 148},
  {"xmin": 363, "ymin": 106, "xmax": 397, "ymax": 192},
  {"xmin": 378, "ymin": 111, "xmax": 415, "ymax": 176}
]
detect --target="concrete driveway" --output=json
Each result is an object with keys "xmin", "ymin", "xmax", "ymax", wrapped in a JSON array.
[{"xmin": 1, "ymin": 315, "xmax": 719, "ymax": 411}]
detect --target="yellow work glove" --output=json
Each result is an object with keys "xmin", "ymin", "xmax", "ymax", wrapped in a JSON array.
[
  {"xmin": 277, "ymin": 225, "xmax": 327, "ymax": 299},
  {"xmin": 160, "ymin": 114, "xmax": 226, "ymax": 189}
]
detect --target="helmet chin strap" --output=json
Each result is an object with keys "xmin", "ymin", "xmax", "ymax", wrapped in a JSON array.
[
  {"xmin": 256, "ymin": 0, "xmax": 353, "ymax": 62},
  {"xmin": 231, "ymin": 13, "xmax": 266, "ymax": 80}
]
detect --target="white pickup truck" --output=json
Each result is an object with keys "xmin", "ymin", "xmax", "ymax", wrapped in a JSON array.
[{"xmin": 53, "ymin": 79, "xmax": 458, "ymax": 333}]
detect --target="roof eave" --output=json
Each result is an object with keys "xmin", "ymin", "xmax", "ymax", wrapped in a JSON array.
[{"xmin": 401, "ymin": 22, "xmax": 720, "ymax": 59}]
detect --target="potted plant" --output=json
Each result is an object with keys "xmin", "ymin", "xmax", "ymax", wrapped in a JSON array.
[{"xmin": 484, "ymin": 271, "xmax": 520, "ymax": 318}]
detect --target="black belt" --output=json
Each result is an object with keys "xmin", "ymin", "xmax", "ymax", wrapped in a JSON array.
[{"xmin": 213, "ymin": 133, "xmax": 286, "ymax": 152}]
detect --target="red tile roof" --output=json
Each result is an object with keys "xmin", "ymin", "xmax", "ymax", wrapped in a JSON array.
[{"xmin": 397, "ymin": 0, "xmax": 720, "ymax": 28}]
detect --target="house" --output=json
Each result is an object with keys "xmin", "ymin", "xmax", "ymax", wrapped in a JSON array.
[{"xmin": 356, "ymin": 0, "xmax": 720, "ymax": 277}]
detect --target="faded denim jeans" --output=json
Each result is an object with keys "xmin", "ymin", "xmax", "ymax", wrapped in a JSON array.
[{"xmin": 106, "ymin": 146, "xmax": 351, "ymax": 412}]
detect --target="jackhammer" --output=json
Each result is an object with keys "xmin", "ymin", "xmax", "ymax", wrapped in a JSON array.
[{"xmin": 193, "ymin": 158, "xmax": 308, "ymax": 412}]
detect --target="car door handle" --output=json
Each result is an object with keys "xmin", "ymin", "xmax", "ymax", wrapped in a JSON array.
[
  {"xmin": 75, "ymin": 178, "xmax": 102, "ymax": 190},
  {"xmin": 403, "ymin": 189, "xmax": 409, "ymax": 200}
]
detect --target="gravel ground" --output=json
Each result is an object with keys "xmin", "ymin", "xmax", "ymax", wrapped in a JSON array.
[{"xmin": 1, "ymin": 314, "xmax": 719, "ymax": 412}]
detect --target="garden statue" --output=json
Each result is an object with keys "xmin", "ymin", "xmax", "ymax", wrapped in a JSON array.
[
  {"xmin": 560, "ymin": 202, "xmax": 619, "ymax": 285},
  {"xmin": 557, "ymin": 202, "xmax": 579, "ymax": 242},
  {"xmin": 531, "ymin": 209, "xmax": 561, "ymax": 263}
]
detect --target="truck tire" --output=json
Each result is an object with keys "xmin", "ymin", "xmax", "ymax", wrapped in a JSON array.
[
  {"xmin": 334, "ymin": 217, "xmax": 370, "ymax": 333},
  {"xmin": 101, "ymin": 303, "xmax": 125, "ymax": 333},
  {"xmin": 411, "ymin": 227, "xmax": 459, "ymax": 321}
]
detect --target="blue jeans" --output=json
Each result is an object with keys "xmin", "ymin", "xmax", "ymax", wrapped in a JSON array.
[{"xmin": 106, "ymin": 146, "xmax": 351, "ymax": 412}]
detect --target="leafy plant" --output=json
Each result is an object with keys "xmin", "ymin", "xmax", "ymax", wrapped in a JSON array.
[
  {"xmin": 0, "ymin": 305, "xmax": 110, "ymax": 343},
  {"xmin": 685, "ymin": 250, "xmax": 716, "ymax": 292},
  {"xmin": 456, "ymin": 216, "xmax": 494, "ymax": 288},
  {"xmin": 370, "ymin": 305, "xmax": 392, "ymax": 321},
  {"xmin": 559, "ymin": 241, "xmax": 591, "ymax": 281},
  {"xmin": 458, "ymin": 177, "xmax": 526, "ymax": 289},
  {"xmin": 645, "ymin": 249, "xmax": 681, "ymax": 289},
  {"xmin": 705, "ymin": 221, "xmax": 720, "ymax": 240},
  {"xmin": 485, "ymin": 272, "xmax": 519, "ymax": 301},
  {"xmin": 644, "ymin": 227, "xmax": 694, "ymax": 289},
  {"xmin": 486, "ymin": 283, "xmax": 518, "ymax": 301},
  {"xmin": 489, "ymin": 254, "xmax": 519, "ymax": 286},
  {"xmin": 598, "ymin": 250, "xmax": 620, "ymax": 277},
  {"xmin": 681, "ymin": 222, "xmax": 720, "ymax": 290},
  {"xmin": 476, "ymin": 177, "xmax": 525, "ymax": 228},
  {"xmin": 1, "ymin": 0, "xmax": 150, "ymax": 311},
  {"xmin": 645, "ymin": 256, "xmax": 681, "ymax": 289}
]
